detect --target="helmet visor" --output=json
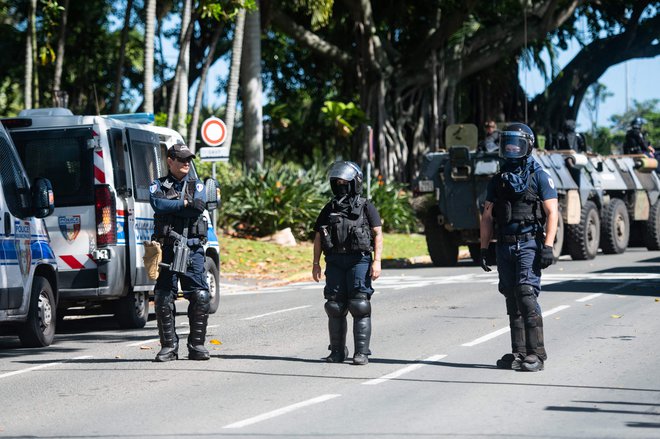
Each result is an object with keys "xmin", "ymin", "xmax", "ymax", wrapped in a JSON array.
[
  {"xmin": 328, "ymin": 161, "xmax": 359, "ymax": 181},
  {"xmin": 499, "ymin": 131, "xmax": 531, "ymax": 159}
]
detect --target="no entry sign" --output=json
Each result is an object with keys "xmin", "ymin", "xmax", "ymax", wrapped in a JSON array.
[{"xmin": 201, "ymin": 117, "xmax": 227, "ymax": 147}]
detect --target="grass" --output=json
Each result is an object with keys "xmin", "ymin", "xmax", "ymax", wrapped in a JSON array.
[{"xmin": 220, "ymin": 233, "xmax": 428, "ymax": 280}]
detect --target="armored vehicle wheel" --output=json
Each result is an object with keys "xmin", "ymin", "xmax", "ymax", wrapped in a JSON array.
[
  {"xmin": 645, "ymin": 199, "xmax": 660, "ymax": 250},
  {"xmin": 553, "ymin": 214, "xmax": 564, "ymax": 260},
  {"xmin": 424, "ymin": 211, "xmax": 458, "ymax": 266},
  {"xmin": 600, "ymin": 198, "xmax": 629, "ymax": 254},
  {"xmin": 206, "ymin": 256, "xmax": 220, "ymax": 314},
  {"xmin": 19, "ymin": 276, "xmax": 56, "ymax": 348},
  {"xmin": 565, "ymin": 200, "xmax": 600, "ymax": 260},
  {"xmin": 116, "ymin": 290, "xmax": 149, "ymax": 329}
]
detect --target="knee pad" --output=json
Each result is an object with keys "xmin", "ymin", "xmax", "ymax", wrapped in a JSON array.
[
  {"xmin": 191, "ymin": 289, "xmax": 210, "ymax": 305},
  {"xmin": 348, "ymin": 297, "xmax": 371, "ymax": 318},
  {"xmin": 515, "ymin": 284, "xmax": 538, "ymax": 319},
  {"xmin": 505, "ymin": 297, "xmax": 519, "ymax": 316},
  {"xmin": 155, "ymin": 290, "xmax": 174, "ymax": 308},
  {"xmin": 325, "ymin": 301, "xmax": 347, "ymax": 318}
]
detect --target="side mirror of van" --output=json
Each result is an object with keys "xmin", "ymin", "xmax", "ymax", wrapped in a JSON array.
[
  {"xmin": 32, "ymin": 177, "xmax": 55, "ymax": 218},
  {"xmin": 204, "ymin": 178, "xmax": 221, "ymax": 212}
]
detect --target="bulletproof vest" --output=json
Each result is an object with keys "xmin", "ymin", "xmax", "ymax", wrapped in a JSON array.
[
  {"xmin": 153, "ymin": 175, "xmax": 208, "ymax": 241},
  {"xmin": 321, "ymin": 197, "xmax": 373, "ymax": 254},
  {"xmin": 493, "ymin": 169, "xmax": 545, "ymax": 229}
]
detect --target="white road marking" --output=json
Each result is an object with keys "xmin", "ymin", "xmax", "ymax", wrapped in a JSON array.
[
  {"xmin": 576, "ymin": 293, "xmax": 603, "ymax": 302},
  {"xmin": 462, "ymin": 305, "xmax": 571, "ymax": 347},
  {"xmin": 242, "ymin": 305, "xmax": 311, "ymax": 321},
  {"xmin": 362, "ymin": 354, "xmax": 447, "ymax": 386},
  {"xmin": 126, "ymin": 325, "xmax": 220, "ymax": 346},
  {"xmin": 0, "ymin": 355, "xmax": 93, "ymax": 379},
  {"xmin": 222, "ymin": 394, "xmax": 341, "ymax": 429}
]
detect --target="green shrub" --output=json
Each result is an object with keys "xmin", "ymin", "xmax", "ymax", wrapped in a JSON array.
[
  {"xmin": 368, "ymin": 178, "xmax": 418, "ymax": 233},
  {"xmin": 217, "ymin": 161, "xmax": 329, "ymax": 240}
]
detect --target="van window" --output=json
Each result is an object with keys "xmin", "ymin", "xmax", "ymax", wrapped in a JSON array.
[
  {"xmin": 0, "ymin": 131, "xmax": 31, "ymax": 218},
  {"xmin": 127, "ymin": 128, "xmax": 163, "ymax": 202},
  {"xmin": 12, "ymin": 128, "xmax": 95, "ymax": 207}
]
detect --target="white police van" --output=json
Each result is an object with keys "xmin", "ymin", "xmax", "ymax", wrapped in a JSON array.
[
  {"xmin": 0, "ymin": 120, "xmax": 58, "ymax": 347},
  {"xmin": 5, "ymin": 108, "xmax": 220, "ymax": 329}
]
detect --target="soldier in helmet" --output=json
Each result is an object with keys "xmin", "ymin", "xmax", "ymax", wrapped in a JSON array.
[
  {"xmin": 623, "ymin": 117, "xmax": 654, "ymax": 156},
  {"xmin": 479, "ymin": 123, "xmax": 559, "ymax": 372},
  {"xmin": 312, "ymin": 161, "xmax": 383, "ymax": 365}
]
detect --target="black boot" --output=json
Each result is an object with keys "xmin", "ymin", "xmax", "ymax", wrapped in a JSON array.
[
  {"xmin": 521, "ymin": 315, "xmax": 546, "ymax": 372},
  {"xmin": 154, "ymin": 292, "xmax": 178, "ymax": 362},
  {"xmin": 496, "ymin": 315, "xmax": 526, "ymax": 370},
  {"xmin": 352, "ymin": 316, "xmax": 371, "ymax": 365},
  {"xmin": 187, "ymin": 290, "xmax": 210, "ymax": 361},
  {"xmin": 324, "ymin": 315, "xmax": 348, "ymax": 363}
]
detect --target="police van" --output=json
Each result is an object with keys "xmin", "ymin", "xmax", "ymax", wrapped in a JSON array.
[
  {"xmin": 5, "ymin": 108, "xmax": 221, "ymax": 329},
  {"xmin": 0, "ymin": 121, "xmax": 58, "ymax": 347}
]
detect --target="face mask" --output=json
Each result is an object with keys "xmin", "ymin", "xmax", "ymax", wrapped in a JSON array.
[{"xmin": 332, "ymin": 183, "xmax": 349, "ymax": 197}]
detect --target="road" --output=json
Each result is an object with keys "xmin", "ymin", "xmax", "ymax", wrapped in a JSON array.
[{"xmin": 1, "ymin": 248, "xmax": 659, "ymax": 438}]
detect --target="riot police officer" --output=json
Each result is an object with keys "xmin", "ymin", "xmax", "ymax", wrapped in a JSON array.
[
  {"xmin": 149, "ymin": 143, "xmax": 210, "ymax": 362},
  {"xmin": 479, "ymin": 123, "xmax": 559, "ymax": 372},
  {"xmin": 623, "ymin": 117, "xmax": 654, "ymax": 156},
  {"xmin": 551, "ymin": 120, "xmax": 587, "ymax": 152},
  {"xmin": 312, "ymin": 161, "xmax": 383, "ymax": 365},
  {"xmin": 477, "ymin": 120, "xmax": 500, "ymax": 153}
]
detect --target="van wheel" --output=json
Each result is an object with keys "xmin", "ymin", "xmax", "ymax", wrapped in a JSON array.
[
  {"xmin": 19, "ymin": 276, "xmax": 56, "ymax": 348},
  {"xmin": 116, "ymin": 290, "xmax": 149, "ymax": 329},
  {"xmin": 600, "ymin": 198, "xmax": 629, "ymax": 254},
  {"xmin": 205, "ymin": 257, "xmax": 220, "ymax": 314}
]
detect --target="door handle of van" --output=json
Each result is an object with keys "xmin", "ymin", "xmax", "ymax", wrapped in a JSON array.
[{"xmin": 4, "ymin": 212, "xmax": 9, "ymax": 236}]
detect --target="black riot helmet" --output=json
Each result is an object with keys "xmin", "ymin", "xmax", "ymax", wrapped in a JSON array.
[
  {"xmin": 499, "ymin": 122, "xmax": 535, "ymax": 160},
  {"xmin": 631, "ymin": 117, "xmax": 644, "ymax": 130},
  {"xmin": 328, "ymin": 161, "xmax": 363, "ymax": 196}
]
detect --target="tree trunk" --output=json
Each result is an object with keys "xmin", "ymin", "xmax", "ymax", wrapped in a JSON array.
[
  {"xmin": 24, "ymin": 0, "xmax": 34, "ymax": 109},
  {"xmin": 53, "ymin": 0, "xmax": 69, "ymax": 105},
  {"xmin": 166, "ymin": 9, "xmax": 197, "ymax": 129},
  {"xmin": 143, "ymin": 0, "xmax": 156, "ymax": 113},
  {"xmin": 224, "ymin": 8, "xmax": 246, "ymax": 153},
  {"xmin": 111, "ymin": 0, "xmax": 133, "ymax": 113},
  {"xmin": 240, "ymin": 2, "xmax": 263, "ymax": 169},
  {"xmin": 30, "ymin": 0, "xmax": 39, "ymax": 108},
  {"xmin": 177, "ymin": 0, "xmax": 192, "ymax": 137},
  {"xmin": 188, "ymin": 24, "xmax": 223, "ymax": 152}
]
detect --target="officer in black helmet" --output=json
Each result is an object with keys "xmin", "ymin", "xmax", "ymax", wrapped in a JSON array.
[
  {"xmin": 312, "ymin": 161, "xmax": 383, "ymax": 365},
  {"xmin": 479, "ymin": 123, "xmax": 559, "ymax": 372},
  {"xmin": 149, "ymin": 143, "xmax": 211, "ymax": 362},
  {"xmin": 623, "ymin": 117, "xmax": 654, "ymax": 156}
]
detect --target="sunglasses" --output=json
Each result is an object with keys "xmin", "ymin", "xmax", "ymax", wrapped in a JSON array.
[{"xmin": 174, "ymin": 157, "xmax": 193, "ymax": 164}]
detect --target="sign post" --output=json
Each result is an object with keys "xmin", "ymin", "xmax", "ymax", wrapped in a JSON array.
[{"xmin": 198, "ymin": 117, "xmax": 229, "ymax": 227}]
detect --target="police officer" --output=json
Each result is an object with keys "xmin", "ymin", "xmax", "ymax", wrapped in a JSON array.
[
  {"xmin": 477, "ymin": 120, "xmax": 500, "ymax": 153},
  {"xmin": 623, "ymin": 117, "xmax": 654, "ymax": 156},
  {"xmin": 479, "ymin": 123, "xmax": 559, "ymax": 372},
  {"xmin": 552, "ymin": 120, "xmax": 587, "ymax": 152},
  {"xmin": 149, "ymin": 143, "xmax": 210, "ymax": 362},
  {"xmin": 312, "ymin": 161, "xmax": 383, "ymax": 365}
]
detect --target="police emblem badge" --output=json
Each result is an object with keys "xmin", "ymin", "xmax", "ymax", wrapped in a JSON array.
[
  {"xmin": 58, "ymin": 215, "xmax": 82, "ymax": 242},
  {"xmin": 14, "ymin": 220, "xmax": 32, "ymax": 279}
]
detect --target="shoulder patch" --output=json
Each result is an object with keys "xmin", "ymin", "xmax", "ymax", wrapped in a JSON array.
[
  {"xmin": 149, "ymin": 183, "xmax": 158, "ymax": 194},
  {"xmin": 547, "ymin": 177, "xmax": 555, "ymax": 189},
  {"xmin": 196, "ymin": 182, "xmax": 204, "ymax": 192}
]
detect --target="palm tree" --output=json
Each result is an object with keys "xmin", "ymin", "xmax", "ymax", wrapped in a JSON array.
[
  {"xmin": 53, "ymin": 0, "xmax": 69, "ymax": 106},
  {"xmin": 112, "ymin": 0, "xmax": 133, "ymax": 113},
  {"xmin": 143, "ymin": 0, "xmax": 156, "ymax": 113},
  {"xmin": 240, "ymin": 1, "xmax": 262, "ymax": 169},
  {"xmin": 223, "ymin": 8, "xmax": 246, "ymax": 152},
  {"xmin": 176, "ymin": 0, "xmax": 192, "ymax": 136},
  {"xmin": 24, "ymin": 0, "xmax": 38, "ymax": 109}
]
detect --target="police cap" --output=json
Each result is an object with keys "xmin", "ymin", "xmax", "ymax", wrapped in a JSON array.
[{"xmin": 168, "ymin": 143, "xmax": 195, "ymax": 160}]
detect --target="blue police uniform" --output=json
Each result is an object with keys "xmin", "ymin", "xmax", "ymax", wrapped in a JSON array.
[
  {"xmin": 486, "ymin": 157, "xmax": 557, "ymax": 370},
  {"xmin": 149, "ymin": 170, "xmax": 210, "ymax": 361},
  {"xmin": 315, "ymin": 185, "xmax": 381, "ymax": 365}
]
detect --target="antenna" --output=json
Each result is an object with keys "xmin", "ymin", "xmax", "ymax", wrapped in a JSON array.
[
  {"xmin": 523, "ymin": 2, "xmax": 528, "ymax": 124},
  {"xmin": 625, "ymin": 62, "xmax": 629, "ymax": 113},
  {"xmin": 93, "ymin": 84, "xmax": 100, "ymax": 115}
]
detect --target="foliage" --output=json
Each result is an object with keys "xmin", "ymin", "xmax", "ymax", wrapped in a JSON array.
[
  {"xmin": 217, "ymin": 161, "xmax": 330, "ymax": 240},
  {"xmin": 368, "ymin": 176, "xmax": 418, "ymax": 233},
  {"xmin": 320, "ymin": 100, "xmax": 367, "ymax": 138}
]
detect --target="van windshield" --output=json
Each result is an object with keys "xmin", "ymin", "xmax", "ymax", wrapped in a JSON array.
[{"xmin": 11, "ymin": 127, "xmax": 94, "ymax": 207}]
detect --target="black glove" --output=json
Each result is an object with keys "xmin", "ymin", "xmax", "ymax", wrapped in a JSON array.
[
  {"xmin": 480, "ymin": 248, "xmax": 492, "ymax": 272},
  {"xmin": 191, "ymin": 198, "xmax": 205, "ymax": 213},
  {"xmin": 539, "ymin": 245, "xmax": 554, "ymax": 269}
]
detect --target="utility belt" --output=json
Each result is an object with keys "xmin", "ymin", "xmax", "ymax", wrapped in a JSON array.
[
  {"xmin": 156, "ymin": 235, "xmax": 207, "ymax": 246},
  {"xmin": 498, "ymin": 231, "xmax": 538, "ymax": 243},
  {"xmin": 329, "ymin": 248, "xmax": 371, "ymax": 256}
]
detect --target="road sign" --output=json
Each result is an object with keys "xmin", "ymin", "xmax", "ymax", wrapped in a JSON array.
[
  {"xmin": 199, "ymin": 146, "xmax": 229, "ymax": 162},
  {"xmin": 201, "ymin": 117, "xmax": 227, "ymax": 147}
]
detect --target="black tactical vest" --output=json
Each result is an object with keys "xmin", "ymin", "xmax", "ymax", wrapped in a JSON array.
[
  {"xmin": 322, "ymin": 197, "xmax": 373, "ymax": 254},
  {"xmin": 493, "ymin": 170, "xmax": 545, "ymax": 228},
  {"xmin": 153, "ymin": 175, "xmax": 208, "ymax": 242}
]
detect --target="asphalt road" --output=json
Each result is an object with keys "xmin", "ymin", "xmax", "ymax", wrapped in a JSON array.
[{"xmin": 1, "ymin": 248, "xmax": 659, "ymax": 438}]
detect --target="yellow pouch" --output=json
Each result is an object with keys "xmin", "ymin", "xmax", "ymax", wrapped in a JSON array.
[{"xmin": 143, "ymin": 240, "xmax": 162, "ymax": 280}]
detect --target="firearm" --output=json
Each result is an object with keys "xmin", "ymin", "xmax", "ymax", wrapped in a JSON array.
[{"xmin": 159, "ymin": 226, "xmax": 190, "ymax": 275}]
